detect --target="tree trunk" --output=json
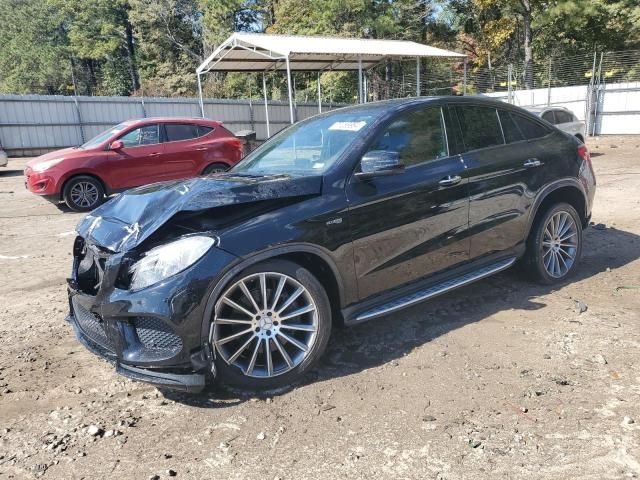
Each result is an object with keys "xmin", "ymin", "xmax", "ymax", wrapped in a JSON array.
[
  {"xmin": 522, "ymin": 0, "xmax": 534, "ymax": 89},
  {"xmin": 85, "ymin": 60, "xmax": 97, "ymax": 96},
  {"xmin": 124, "ymin": 21, "xmax": 140, "ymax": 93}
]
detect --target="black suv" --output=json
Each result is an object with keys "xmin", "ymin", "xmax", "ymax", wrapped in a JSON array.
[{"xmin": 68, "ymin": 97, "xmax": 596, "ymax": 392}]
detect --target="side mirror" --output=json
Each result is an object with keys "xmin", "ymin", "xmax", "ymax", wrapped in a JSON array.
[
  {"xmin": 356, "ymin": 150, "xmax": 404, "ymax": 179},
  {"xmin": 110, "ymin": 140, "xmax": 123, "ymax": 150}
]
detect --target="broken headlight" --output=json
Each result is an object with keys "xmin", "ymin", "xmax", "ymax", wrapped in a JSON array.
[{"xmin": 129, "ymin": 235, "xmax": 215, "ymax": 290}]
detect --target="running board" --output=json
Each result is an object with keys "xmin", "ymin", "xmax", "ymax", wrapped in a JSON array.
[{"xmin": 354, "ymin": 256, "xmax": 517, "ymax": 323}]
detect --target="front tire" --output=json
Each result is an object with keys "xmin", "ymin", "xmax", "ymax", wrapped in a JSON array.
[
  {"xmin": 202, "ymin": 163, "xmax": 229, "ymax": 175},
  {"xmin": 210, "ymin": 260, "xmax": 331, "ymax": 391},
  {"xmin": 62, "ymin": 175, "xmax": 105, "ymax": 212},
  {"xmin": 524, "ymin": 203, "xmax": 583, "ymax": 284}
]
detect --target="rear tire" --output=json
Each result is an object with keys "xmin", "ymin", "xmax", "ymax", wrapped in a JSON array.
[
  {"xmin": 202, "ymin": 163, "xmax": 229, "ymax": 175},
  {"xmin": 210, "ymin": 259, "xmax": 332, "ymax": 391},
  {"xmin": 62, "ymin": 175, "xmax": 105, "ymax": 212},
  {"xmin": 524, "ymin": 202, "xmax": 583, "ymax": 284}
]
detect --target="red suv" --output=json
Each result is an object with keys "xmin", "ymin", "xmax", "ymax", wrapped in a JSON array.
[{"xmin": 24, "ymin": 118, "xmax": 244, "ymax": 211}]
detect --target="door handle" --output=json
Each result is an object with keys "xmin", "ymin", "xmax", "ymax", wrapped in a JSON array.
[
  {"xmin": 524, "ymin": 158, "xmax": 543, "ymax": 168},
  {"xmin": 195, "ymin": 147, "xmax": 208, "ymax": 151},
  {"xmin": 149, "ymin": 152, "xmax": 161, "ymax": 157},
  {"xmin": 438, "ymin": 175, "xmax": 462, "ymax": 186}
]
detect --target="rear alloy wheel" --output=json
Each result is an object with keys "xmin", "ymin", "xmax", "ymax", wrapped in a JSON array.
[
  {"xmin": 63, "ymin": 176, "xmax": 105, "ymax": 212},
  {"xmin": 211, "ymin": 260, "xmax": 331, "ymax": 390},
  {"xmin": 202, "ymin": 163, "xmax": 229, "ymax": 175},
  {"xmin": 525, "ymin": 203, "xmax": 582, "ymax": 284}
]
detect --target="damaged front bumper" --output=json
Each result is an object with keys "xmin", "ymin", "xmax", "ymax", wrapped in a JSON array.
[{"xmin": 66, "ymin": 236, "xmax": 238, "ymax": 392}]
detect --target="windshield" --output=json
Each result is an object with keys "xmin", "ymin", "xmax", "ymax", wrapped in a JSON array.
[
  {"xmin": 81, "ymin": 123, "xmax": 129, "ymax": 149},
  {"xmin": 232, "ymin": 109, "xmax": 384, "ymax": 176}
]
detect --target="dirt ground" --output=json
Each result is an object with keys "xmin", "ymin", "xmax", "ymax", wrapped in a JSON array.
[{"xmin": 0, "ymin": 137, "xmax": 639, "ymax": 480}]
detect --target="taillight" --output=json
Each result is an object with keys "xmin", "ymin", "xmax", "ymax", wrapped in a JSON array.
[
  {"xmin": 577, "ymin": 144, "xmax": 594, "ymax": 178},
  {"xmin": 577, "ymin": 144, "xmax": 590, "ymax": 164},
  {"xmin": 229, "ymin": 138, "xmax": 245, "ymax": 157}
]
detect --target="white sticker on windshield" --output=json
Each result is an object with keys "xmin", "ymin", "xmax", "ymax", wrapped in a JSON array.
[{"xmin": 328, "ymin": 121, "xmax": 366, "ymax": 132}]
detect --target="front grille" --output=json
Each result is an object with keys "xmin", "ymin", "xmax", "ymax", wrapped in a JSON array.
[
  {"xmin": 72, "ymin": 297, "xmax": 113, "ymax": 351},
  {"xmin": 134, "ymin": 317, "xmax": 182, "ymax": 353}
]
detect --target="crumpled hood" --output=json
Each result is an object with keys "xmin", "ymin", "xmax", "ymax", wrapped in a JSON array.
[{"xmin": 76, "ymin": 173, "xmax": 322, "ymax": 252}]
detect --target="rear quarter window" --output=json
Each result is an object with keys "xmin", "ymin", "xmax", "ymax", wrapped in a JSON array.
[
  {"xmin": 511, "ymin": 113, "xmax": 551, "ymax": 140},
  {"xmin": 197, "ymin": 125, "xmax": 214, "ymax": 137}
]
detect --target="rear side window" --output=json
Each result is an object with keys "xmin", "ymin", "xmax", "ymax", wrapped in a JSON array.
[
  {"xmin": 198, "ymin": 125, "xmax": 214, "ymax": 137},
  {"xmin": 555, "ymin": 110, "xmax": 574, "ymax": 124},
  {"xmin": 368, "ymin": 106, "xmax": 448, "ymax": 167},
  {"xmin": 165, "ymin": 123, "xmax": 199, "ymax": 142},
  {"xmin": 541, "ymin": 111, "xmax": 556, "ymax": 124},
  {"xmin": 512, "ymin": 114, "xmax": 550, "ymax": 140},
  {"xmin": 456, "ymin": 106, "xmax": 504, "ymax": 151},
  {"xmin": 498, "ymin": 110, "xmax": 524, "ymax": 143}
]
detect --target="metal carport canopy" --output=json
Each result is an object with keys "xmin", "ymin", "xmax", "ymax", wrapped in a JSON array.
[
  {"xmin": 197, "ymin": 32, "xmax": 466, "ymax": 73},
  {"xmin": 196, "ymin": 33, "xmax": 466, "ymax": 132}
]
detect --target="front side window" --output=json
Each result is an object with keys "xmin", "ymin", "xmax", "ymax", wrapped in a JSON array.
[
  {"xmin": 232, "ymin": 108, "xmax": 385, "ymax": 176},
  {"xmin": 367, "ymin": 107, "xmax": 448, "ymax": 167},
  {"xmin": 118, "ymin": 124, "xmax": 160, "ymax": 147},
  {"xmin": 542, "ymin": 111, "xmax": 556, "ymax": 124},
  {"xmin": 165, "ymin": 123, "xmax": 199, "ymax": 142},
  {"xmin": 555, "ymin": 110, "xmax": 573, "ymax": 124},
  {"xmin": 456, "ymin": 106, "xmax": 504, "ymax": 151}
]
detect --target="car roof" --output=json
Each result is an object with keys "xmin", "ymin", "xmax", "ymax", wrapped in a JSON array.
[
  {"xmin": 524, "ymin": 106, "xmax": 570, "ymax": 114},
  {"xmin": 325, "ymin": 95, "xmax": 540, "ymax": 117},
  {"xmin": 122, "ymin": 117, "xmax": 222, "ymax": 126}
]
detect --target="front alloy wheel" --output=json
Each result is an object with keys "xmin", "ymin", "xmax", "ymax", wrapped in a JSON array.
[
  {"xmin": 63, "ymin": 175, "xmax": 105, "ymax": 212},
  {"xmin": 211, "ymin": 260, "xmax": 331, "ymax": 390}
]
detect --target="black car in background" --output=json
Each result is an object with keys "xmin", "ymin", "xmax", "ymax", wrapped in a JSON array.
[{"xmin": 67, "ymin": 97, "xmax": 596, "ymax": 392}]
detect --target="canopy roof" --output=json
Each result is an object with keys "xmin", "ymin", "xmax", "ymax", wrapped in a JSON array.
[{"xmin": 197, "ymin": 32, "xmax": 466, "ymax": 73}]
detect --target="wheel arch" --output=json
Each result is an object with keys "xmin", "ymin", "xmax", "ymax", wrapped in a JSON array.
[
  {"xmin": 60, "ymin": 172, "xmax": 108, "ymax": 199},
  {"xmin": 526, "ymin": 179, "xmax": 588, "ymax": 238},
  {"xmin": 200, "ymin": 244, "xmax": 347, "ymax": 347},
  {"xmin": 201, "ymin": 161, "xmax": 232, "ymax": 175}
]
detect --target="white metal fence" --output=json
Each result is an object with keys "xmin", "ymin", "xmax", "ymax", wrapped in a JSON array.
[
  {"xmin": 376, "ymin": 49, "xmax": 640, "ymax": 136},
  {"xmin": 0, "ymin": 95, "xmax": 332, "ymax": 156}
]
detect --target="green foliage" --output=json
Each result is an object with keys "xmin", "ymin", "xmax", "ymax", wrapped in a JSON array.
[
  {"xmin": 0, "ymin": 0, "xmax": 71, "ymax": 94},
  {"xmin": 0, "ymin": 0, "xmax": 638, "ymax": 97}
]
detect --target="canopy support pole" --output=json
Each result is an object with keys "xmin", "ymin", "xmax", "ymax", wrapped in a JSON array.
[
  {"xmin": 364, "ymin": 72, "xmax": 368, "ymax": 103},
  {"xmin": 285, "ymin": 56, "xmax": 294, "ymax": 124},
  {"xmin": 197, "ymin": 73, "xmax": 205, "ymax": 118},
  {"xmin": 262, "ymin": 72, "xmax": 270, "ymax": 138},
  {"xmin": 416, "ymin": 57, "xmax": 421, "ymax": 97},
  {"xmin": 358, "ymin": 57, "xmax": 363, "ymax": 103},
  {"xmin": 317, "ymin": 72, "xmax": 322, "ymax": 113},
  {"xmin": 463, "ymin": 58, "xmax": 467, "ymax": 96}
]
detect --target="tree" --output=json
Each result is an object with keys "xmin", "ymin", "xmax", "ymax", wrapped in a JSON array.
[
  {"xmin": 49, "ymin": 0, "xmax": 141, "ymax": 95},
  {"xmin": 0, "ymin": 0, "xmax": 71, "ymax": 94}
]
